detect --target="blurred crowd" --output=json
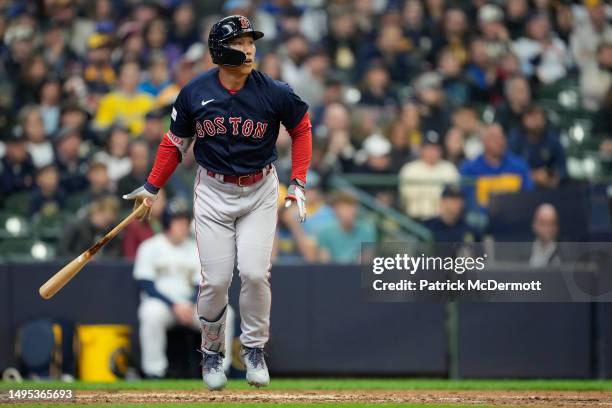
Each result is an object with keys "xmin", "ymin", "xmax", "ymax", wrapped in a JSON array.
[{"xmin": 0, "ymin": 0, "xmax": 611, "ymax": 264}]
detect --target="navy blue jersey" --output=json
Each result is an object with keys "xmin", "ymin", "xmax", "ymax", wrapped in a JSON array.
[{"xmin": 169, "ymin": 68, "xmax": 309, "ymax": 175}]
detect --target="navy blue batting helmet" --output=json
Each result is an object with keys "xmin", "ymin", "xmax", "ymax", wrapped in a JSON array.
[
  {"xmin": 208, "ymin": 15, "xmax": 263, "ymax": 66},
  {"xmin": 161, "ymin": 199, "xmax": 191, "ymax": 230}
]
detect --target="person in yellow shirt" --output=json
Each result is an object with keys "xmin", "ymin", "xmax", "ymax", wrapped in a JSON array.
[{"xmin": 94, "ymin": 61, "xmax": 154, "ymax": 136}]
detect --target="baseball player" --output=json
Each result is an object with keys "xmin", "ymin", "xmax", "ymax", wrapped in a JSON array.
[
  {"xmin": 133, "ymin": 202, "xmax": 234, "ymax": 378},
  {"xmin": 123, "ymin": 15, "xmax": 312, "ymax": 390}
]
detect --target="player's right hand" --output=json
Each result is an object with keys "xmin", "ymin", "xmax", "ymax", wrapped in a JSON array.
[{"xmin": 122, "ymin": 185, "xmax": 157, "ymax": 221}]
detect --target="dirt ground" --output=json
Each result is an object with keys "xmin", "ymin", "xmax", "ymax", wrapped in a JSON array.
[{"xmin": 69, "ymin": 389, "xmax": 612, "ymax": 407}]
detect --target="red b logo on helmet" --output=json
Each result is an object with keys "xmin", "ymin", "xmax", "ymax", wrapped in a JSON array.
[{"xmin": 239, "ymin": 16, "xmax": 250, "ymax": 29}]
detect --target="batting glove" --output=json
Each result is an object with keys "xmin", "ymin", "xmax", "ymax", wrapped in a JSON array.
[
  {"xmin": 122, "ymin": 185, "xmax": 158, "ymax": 221},
  {"xmin": 284, "ymin": 179, "xmax": 306, "ymax": 223}
]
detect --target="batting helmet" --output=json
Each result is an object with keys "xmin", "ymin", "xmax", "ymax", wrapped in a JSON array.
[
  {"xmin": 161, "ymin": 199, "xmax": 191, "ymax": 230},
  {"xmin": 208, "ymin": 15, "xmax": 263, "ymax": 66}
]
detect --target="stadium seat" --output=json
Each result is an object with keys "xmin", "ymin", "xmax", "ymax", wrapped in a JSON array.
[
  {"xmin": 0, "ymin": 239, "xmax": 55, "ymax": 261},
  {"xmin": 0, "ymin": 214, "xmax": 31, "ymax": 239},
  {"xmin": 3, "ymin": 192, "xmax": 31, "ymax": 216},
  {"xmin": 66, "ymin": 192, "xmax": 90, "ymax": 212},
  {"xmin": 32, "ymin": 212, "xmax": 70, "ymax": 242}
]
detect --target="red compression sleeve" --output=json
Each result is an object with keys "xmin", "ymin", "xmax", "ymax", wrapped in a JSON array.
[
  {"xmin": 287, "ymin": 112, "xmax": 312, "ymax": 184},
  {"xmin": 145, "ymin": 132, "xmax": 182, "ymax": 192}
]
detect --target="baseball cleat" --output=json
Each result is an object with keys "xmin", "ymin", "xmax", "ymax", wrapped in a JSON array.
[
  {"xmin": 201, "ymin": 352, "xmax": 227, "ymax": 391},
  {"xmin": 240, "ymin": 346, "xmax": 270, "ymax": 388}
]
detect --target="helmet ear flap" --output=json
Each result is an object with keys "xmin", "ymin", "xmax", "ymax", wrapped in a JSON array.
[{"xmin": 218, "ymin": 44, "xmax": 247, "ymax": 67}]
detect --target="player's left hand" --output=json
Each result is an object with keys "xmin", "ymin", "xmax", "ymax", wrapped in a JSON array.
[{"xmin": 284, "ymin": 180, "xmax": 306, "ymax": 223}]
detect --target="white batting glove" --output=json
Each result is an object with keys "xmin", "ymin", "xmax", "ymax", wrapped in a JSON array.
[
  {"xmin": 284, "ymin": 180, "xmax": 306, "ymax": 223},
  {"xmin": 122, "ymin": 185, "xmax": 158, "ymax": 221}
]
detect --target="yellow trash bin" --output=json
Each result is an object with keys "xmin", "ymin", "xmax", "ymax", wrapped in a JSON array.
[{"xmin": 77, "ymin": 325, "xmax": 131, "ymax": 382}]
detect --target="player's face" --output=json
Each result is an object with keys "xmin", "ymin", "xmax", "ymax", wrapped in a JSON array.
[{"xmin": 226, "ymin": 34, "xmax": 256, "ymax": 74}]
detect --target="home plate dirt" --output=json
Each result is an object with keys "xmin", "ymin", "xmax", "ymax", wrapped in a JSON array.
[{"xmin": 74, "ymin": 390, "xmax": 612, "ymax": 406}]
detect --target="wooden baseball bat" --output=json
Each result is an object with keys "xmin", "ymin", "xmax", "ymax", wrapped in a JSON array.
[{"xmin": 39, "ymin": 199, "xmax": 153, "ymax": 300}]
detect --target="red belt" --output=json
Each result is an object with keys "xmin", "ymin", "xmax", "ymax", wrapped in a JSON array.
[{"xmin": 206, "ymin": 164, "xmax": 272, "ymax": 187}]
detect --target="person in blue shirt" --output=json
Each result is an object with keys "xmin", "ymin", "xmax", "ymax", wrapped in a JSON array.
[
  {"xmin": 507, "ymin": 104, "xmax": 567, "ymax": 189},
  {"xmin": 317, "ymin": 191, "xmax": 376, "ymax": 263},
  {"xmin": 460, "ymin": 123, "xmax": 534, "ymax": 213}
]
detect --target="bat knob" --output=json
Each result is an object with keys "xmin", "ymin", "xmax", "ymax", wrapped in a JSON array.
[{"xmin": 144, "ymin": 197, "xmax": 154, "ymax": 207}]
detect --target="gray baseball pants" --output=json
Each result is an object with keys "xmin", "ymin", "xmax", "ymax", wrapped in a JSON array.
[{"xmin": 194, "ymin": 164, "xmax": 278, "ymax": 352}]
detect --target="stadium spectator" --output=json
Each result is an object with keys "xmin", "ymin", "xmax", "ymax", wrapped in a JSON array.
[
  {"xmin": 352, "ymin": 133, "xmax": 394, "ymax": 175},
  {"xmin": 117, "ymin": 140, "xmax": 151, "ymax": 207},
  {"xmin": 429, "ymin": 8, "xmax": 469, "ymax": 66},
  {"xmin": 399, "ymin": 132, "xmax": 459, "ymax": 220},
  {"xmin": 395, "ymin": 101, "xmax": 423, "ymax": 156},
  {"xmin": 403, "ymin": 0, "xmax": 430, "ymax": 61},
  {"xmin": 356, "ymin": 23, "xmax": 416, "ymax": 84},
  {"xmin": 321, "ymin": 12, "xmax": 359, "ymax": 79},
  {"xmin": 424, "ymin": 185, "xmax": 475, "ymax": 243},
  {"xmin": 413, "ymin": 72, "xmax": 452, "ymax": 137},
  {"xmin": 140, "ymin": 109, "xmax": 166, "ymax": 158},
  {"xmin": 495, "ymin": 75, "xmax": 532, "ymax": 133},
  {"xmin": 54, "ymin": 126, "xmax": 89, "ymax": 194},
  {"xmin": 292, "ymin": 50, "xmax": 330, "ymax": 109},
  {"xmin": 352, "ymin": 133, "xmax": 396, "ymax": 206},
  {"xmin": 58, "ymin": 103, "xmax": 91, "ymax": 142},
  {"xmin": 570, "ymin": 0, "xmax": 612, "ymax": 71},
  {"xmin": 460, "ymin": 123, "xmax": 534, "ymax": 213},
  {"xmin": 258, "ymin": 52, "xmax": 282, "ymax": 80},
  {"xmin": 3, "ymin": 24, "xmax": 36, "ymax": 90},
  {"xmin": 84, "ymin": 161, "xmax": 112, "ymax": 202},
  {"xmin": 94, "ymin": 61, "xmax": 154, "ymax": 136},
  {"xmin": 529, "ymin": 203, "xmax": 561, "ymax": 267},
  {"xmin": 168, "ymin": 2, "xmax": 200, "ymax": 53},
  {"xmin": 115, "ymin": 21, "xmax": 146, "ymax": 68},
  {"xmin": 465, "ymin": 38, "xmax": 499, "ymax": 104},
  {"xmin": 138, "ymin": 54, "xmax": 172, "ymax": 97},
  {"xmin": 358, "ymin": 62, "xmax": 396, "ymax": 108},
  {"xmin": 29, "ymin": 164, "xmax": 66, "ymax": 216},
  {"xmin": 82, "ymin": 32, "xmax": 116, "ymax": 94},
  {"xmin": 280, "ymin": 33, "xmax": 311, "ymax": 87},
  {"xmin": 451, "ymin": 106, "xmax": 483, "ymax": 159},
  {"xmin": 42, "ymin": 21, "xmax": 79, "ymax": 80},
  {"xmin": 580, "ymin": 42, "xmax": 612, "ymax": 111},
  {"xmin": 317, "ymin": 191, "xmax": 376, "ymax": 263},
  {"xmin": 310, "ymin": 75, "xmax": 343, "ymax": 129},
  {"xmin": 58, "ymin": 195, "xmax": 122, "ymax": 258},
  {"xmin": 443, "ymin": 126, "xmax": 466, "ymax": 167},
  {"xmin": 477, "ymin": 4, "xmax": 512, "ymax": 62},
  {"xmin": 316, "ymin": 103, "xmax": 355, "ymax": 174},
  {"xmin": 0, "ymin": 129, "xmax": 35, "ymax": 197},
  {"xmin": 20, "ymin": 105, "xmax": 54, "ymax": 168},
  {"xmin": 508, "ymin": 105, "xmax": 567, "ymax": 189},
  {"xmin": 15, "ymin": 54, "xmax": 48, "ymax": 112},
  {"xmin": 143, "ymin": 18, "xmax": 182, "ymax": 69},
  {"xmin": 437, "ymin": 48, "xmax": 470, "ymax": 108},
  {"xmin": 93, "ymin": 125, "xmax": 132, "ymax": 186},
  {"xmin": 505, "ymin": 0, "xmax": 529, "ymax": 40},
  {"xmin": 38, "ymin": 78, "xmax": 62, "ymax": 136},
  {"xmin": 389, "ymin": 119, "xmax": 416, "ymax": 171},
  {"xmin": 513, "ymin": 13, "xmax": 572, "ymax": 84}
]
